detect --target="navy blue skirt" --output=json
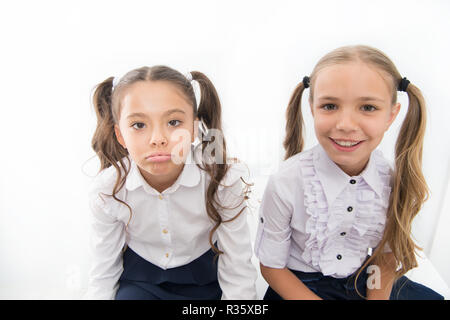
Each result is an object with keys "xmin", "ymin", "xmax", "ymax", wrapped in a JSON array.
[
  {"xmin": 116, "ymin": 246, "xmax": 222, "ymax": 300},
  {"xmin": 264, "ymin": 267, "xmax": 444, "ymax": 300}
]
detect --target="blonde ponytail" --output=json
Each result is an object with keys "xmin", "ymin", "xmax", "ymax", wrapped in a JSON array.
[{"xmin": 283, "ymin": 81, "xmax": 308, "ymax": 160}]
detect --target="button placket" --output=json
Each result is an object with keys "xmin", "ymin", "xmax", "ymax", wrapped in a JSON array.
[
  {"xmin": 338, "ymin": 182, "xmax": 357, "ymax": 253},
  {"xmin": 345, "ymin": 179, "xmax": 357, "ymax": 224},
  {"xmin": 158, "ymin": 193, "xmax": 172, "ymax": 266}
]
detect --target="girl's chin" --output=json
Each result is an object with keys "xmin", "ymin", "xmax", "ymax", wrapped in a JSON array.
[
  {"xmin": 137, "ymin": 161, "xmax": 169, "ymax": 174},
  {"xmin": 145, "ymin": 159, "xmax": 188, "ymax": 174},
  {"xmin": 147, "ymin": 162, "xmax": 173, "ymax": 171}
]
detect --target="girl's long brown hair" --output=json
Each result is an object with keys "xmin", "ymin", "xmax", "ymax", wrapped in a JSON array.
[
  {"xmin": 283, "ymin": 45, "xmax": 429, "ymax": 296},
  {"xmin": 91, "ymin": 66, "xmax": 247, "ymax": 256}
]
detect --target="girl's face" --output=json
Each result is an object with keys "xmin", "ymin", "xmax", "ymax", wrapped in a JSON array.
[
  {"xmin": 310, "ymin": 62, "xmax": 401, "ymax": 176},
  {"xmin": 114, "ymin": 80, "xmax": 196, "ymax": 187}
]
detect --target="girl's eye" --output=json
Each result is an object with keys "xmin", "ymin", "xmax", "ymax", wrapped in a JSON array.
[
  {"xmin": 132, "ymin": 122, "xmax": 146, "ymax": 130},
  {"xmin": 168, "ymin": 120, "xmax": 181, "ymax": 127},
  {"xmin": 361, "ymin": 105, "xmax": 377, "ymax": 112},
  {"xmin": 322, "ymin": 104, "xmax": 337, "ymax": 111}
]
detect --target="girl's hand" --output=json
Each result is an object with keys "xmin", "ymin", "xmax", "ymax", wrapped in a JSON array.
[
  {"xmin": 260, "ymin": 263, "xmax": 323, "ymax": 300},
  {"xmin": 366, "ymin": 252, "xmax": 396, "ymax": 300}
]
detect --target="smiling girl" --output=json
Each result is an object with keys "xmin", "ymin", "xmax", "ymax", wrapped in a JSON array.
[
  {"xmin": 255, "ymin": 45, "xmax": 443, "ymax": 300},
  {"xmin": 85, "ymin": 66, "xmax": 257, "ymax": 300}
]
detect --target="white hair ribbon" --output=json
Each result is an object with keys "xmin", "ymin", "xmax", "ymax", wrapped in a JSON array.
[{"xmin": 185, "ymin": 72, "xmax": 193, "ymax": 82}]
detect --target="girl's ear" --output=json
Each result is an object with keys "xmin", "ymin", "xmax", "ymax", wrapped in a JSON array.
[
  {"xmin": 386, "ymin": 102, "xmax": 401, "ymax": 131},
  {"xmin": 114, "ymin": 124, "xmax": 127, "ymax": 149}
]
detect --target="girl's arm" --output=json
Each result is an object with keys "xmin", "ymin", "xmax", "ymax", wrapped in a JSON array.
[
  {"xmin": 215, "ymin": 165, "xmax": 258, "ymax": 299},
  {"xmin": 84, "ymin": 193, "xmax": 126, "ymax": 300},
  {"xmin": 260, "ymin": 263, "xmax": 322, "ymax": 300},
  {"xmin": 366, "ymin": 252, "xmax": 396, "ymax": 300},
  {"xmin": 255, "ymin": 173, "xmax": 318, "ymax": 299}
]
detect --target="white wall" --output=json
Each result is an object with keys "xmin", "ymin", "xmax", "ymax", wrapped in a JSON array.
[
  {"xmin": 429, "ymin": 160, "xmax": 450, "ymax": 286},
  {"xmin": 0, "ymin": 0, "xmax": 449, "ymax": 298}
]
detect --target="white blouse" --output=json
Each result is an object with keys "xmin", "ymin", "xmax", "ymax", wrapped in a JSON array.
[
  {"xmin": 255, "ymin": 144, "xmax": 393, "ymax": 278},
  {"xmin": 85, "ymin": 147, "xmax": 257, "ymax": 299}
]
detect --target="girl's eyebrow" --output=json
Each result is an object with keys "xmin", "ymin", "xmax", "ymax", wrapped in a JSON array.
[
  {"xmin": 127, "ymin": 112, "xmax": 148, "ymax": 119},
  {"xmin": 316, "ymin": 96, "xmax": 385, "ymax": 102},
  {"xmin": 163, "ymin": 108, "xmax": 186, "ymax": 116},
  {"xmin": 126, "ymin": 109, "xmax": 186, "ymax": 120},
  {"xmin": 358, "ymin": 96, "xmax": 385, "ymax": 102},
  {"xmin": 316, "ymin": 95, "xmax": 340, "ymax": 102}
]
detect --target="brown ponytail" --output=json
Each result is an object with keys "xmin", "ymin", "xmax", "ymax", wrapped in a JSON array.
[
  {"xmin": 91, "ymin": 76, "xmax": 133, "ymax": 230},
  {"xmin": 191, "ymin": 71, "xmax": 248, "ymax": 256},
  {"xmin": 91, "ymin": 77, "xmax": 129, "ymax": 171}
]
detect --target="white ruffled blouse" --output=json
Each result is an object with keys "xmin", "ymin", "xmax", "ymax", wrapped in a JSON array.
[{"xmin": 255, "ymin": 144, "xmax": 393, "ymax": 278}]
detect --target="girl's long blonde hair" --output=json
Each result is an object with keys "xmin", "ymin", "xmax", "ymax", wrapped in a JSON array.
[
  {"xmin": 91, "ymin": 65, "xmax": 247, "ymax": 256},
  {"xmin": 283, "ymin": 45, "xmax": 429, "ymax": 293}
]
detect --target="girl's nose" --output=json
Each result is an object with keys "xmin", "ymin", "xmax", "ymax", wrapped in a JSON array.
[
  {"xmin": 335, "ymin": 110, "xmax": 358, "ymax": 132},
  {"xmin": 150, "ymin": 129, "xmax": 168, "ymax": 147}
]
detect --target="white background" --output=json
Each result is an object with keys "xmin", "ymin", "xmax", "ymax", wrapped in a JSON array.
[{"xmin": 0, "ymin": 0, "xmax": 449, "ymax": 299}]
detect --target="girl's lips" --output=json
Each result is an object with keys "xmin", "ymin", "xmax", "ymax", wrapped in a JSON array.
[
  {"xmin": 146, "ymin": 154, "xmax": 172, "ymax": 163},
  {"xmin": 329, "ymin": 137, "xmax": 364, "ymax": 152}
]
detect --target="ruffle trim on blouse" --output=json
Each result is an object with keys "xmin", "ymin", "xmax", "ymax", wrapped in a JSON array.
[{"xmin": 299, "ymin": 149, "xmax": 392, "ymax": 278}]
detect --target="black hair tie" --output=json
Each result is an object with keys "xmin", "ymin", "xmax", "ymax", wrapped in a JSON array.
[
  {"xmin": 302, "ymin": 76, "xmax": 310, "ymax": 89},
  {"xmin": 398, "ymin": 77, "xmax": 410, "ymax": 92}
]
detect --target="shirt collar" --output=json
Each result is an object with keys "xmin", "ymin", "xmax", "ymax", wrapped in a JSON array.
[
  {"xmin": 125, "ymin": 148, "xmax": 201, "ymax": 194},
  {"xmin": 313, "ymin": 144, "xmax": 384, "ymax": 206}
]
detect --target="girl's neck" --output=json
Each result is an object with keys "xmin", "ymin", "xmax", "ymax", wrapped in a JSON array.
[
  {"xmin": 335, "ymin": 157, "xmax": 370, "ymax": 177},
  {"xmin": 138, "ymin": 164, "xmax": 185, "ymax": 194},
  {"xmin": 336, "ymin": 160, "xmax": 369, "ymax": 177},
  {"xmin": 338, "ymin": 166, "xmax": 363, "ymax": 177}
]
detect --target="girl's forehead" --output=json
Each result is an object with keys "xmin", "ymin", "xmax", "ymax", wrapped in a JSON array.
[
  {"xmin": 120, "ymin": 81, "xmax": 193, "ymax": 117},
  {"xmin": 313, "ymin": 62, "xmax": 393, "ymax": 101}
]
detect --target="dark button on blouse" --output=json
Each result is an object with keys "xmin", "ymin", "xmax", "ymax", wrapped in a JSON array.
[
  {"xmin": 350, "ymin": 179, "xmax": 356, "ymax": 184},
  {"xmin": 336, "ymin": 254, "xmax": 342, "ymax": 260},
  {"xmin": 347, "ymin": 206, "xmax": 353, "ymax": 212}
]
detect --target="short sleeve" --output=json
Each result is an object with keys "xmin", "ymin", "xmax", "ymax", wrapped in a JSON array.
[{"xmin": 254, "ymin": 175, "xmax": 293, "ymax": 269}]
